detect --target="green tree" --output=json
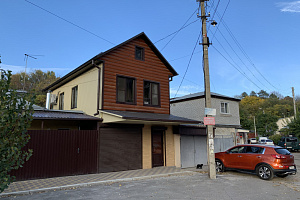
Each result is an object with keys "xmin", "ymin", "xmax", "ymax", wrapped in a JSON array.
[
  {"xmin": 0, "ymin": 70, "xmax": 35, "ymax": 193},
  {"xmin": 241, "ymin": 92, "xmax": 248, "ymax": 98},
  {"xmin": 9, "ymin": 70, "xmax": 59, "ymax": 107},
  {"xmin": 281, "ymin": 115, "xmax": 300, "ymax": 138},
  {"xmin": 257, "ymin": 90, "xmax": 269, "ymax": 99},
  {"xmin": 256, "ymin": 112, "xmax": 278, "ymax": 137},
  {"xmin": 250, "ymin": 91, "xmax": 257, "ymax": 96}
]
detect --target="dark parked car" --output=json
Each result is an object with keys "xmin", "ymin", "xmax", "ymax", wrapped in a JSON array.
[
  {"xmin": 278, "ymin": 137, "xmax": 300, "ymax": 151},
  {"xmin": 215, "ymin": 144, "xmax": 297, "ymax": 180}
]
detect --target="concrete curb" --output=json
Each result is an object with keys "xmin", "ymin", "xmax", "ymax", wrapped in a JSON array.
[{"xmin": 0, "ymin": 171, "xmax": 199, "ymax": 198}]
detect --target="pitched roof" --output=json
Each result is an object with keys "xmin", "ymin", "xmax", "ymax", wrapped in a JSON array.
[
  {"xmin": 43, "ymin": 32, "xmax": 177, "ymax": 92},
  {"xmin": 100, "ymin": 110, "xmax": 201, "ymax": 124},
  {"xmin": 33, "ymin": 107, "xmax": 101, "ymax": 121},
  {"xmin": 170, "ymin": 92, "xmax": 241, "ymax": 103}
]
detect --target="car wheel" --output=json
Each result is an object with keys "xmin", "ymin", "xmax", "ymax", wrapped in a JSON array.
[
  {"xmin": 215, "ymin": 159, "xmax": 224, "ymax": 172},
  {"xmin": 276, "ymin": 173, "xmax": 289, "ymax": 178},
  {"xmin": 256, "ymin": 164, "xmax": 274, "ymax": 180}
]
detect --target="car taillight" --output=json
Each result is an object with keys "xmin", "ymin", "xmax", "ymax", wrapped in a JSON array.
[
  {"xmin": 272, "ymin": 154, "xmax": 286, "ymax": 159},
  {"xmin": 284, "ymin": 143, "xmax": 286, "ymax": 146}
]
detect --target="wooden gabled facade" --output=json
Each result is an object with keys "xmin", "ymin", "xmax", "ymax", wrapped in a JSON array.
[{"xmin": 101, "ymin": 36, "xmax": 174, "ymax": 114}]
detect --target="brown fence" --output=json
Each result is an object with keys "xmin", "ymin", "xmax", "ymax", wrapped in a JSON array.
[{"xmin": 11, "ymin": 130, "xmax": 99, "ymax": 181}]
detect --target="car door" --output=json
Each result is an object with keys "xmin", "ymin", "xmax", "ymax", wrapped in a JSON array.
[
  {"xmin": 224, "ymin": 146, "xmax": 246, "ymax": 169},
  {"xmin": 240, "ymin": 146, "xmax": 264, "ymax": 170}
]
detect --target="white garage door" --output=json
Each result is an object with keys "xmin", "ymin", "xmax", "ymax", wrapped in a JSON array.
[{"xmin": 180, "ymin": 135, "xmax": 207, "ymax": 168}]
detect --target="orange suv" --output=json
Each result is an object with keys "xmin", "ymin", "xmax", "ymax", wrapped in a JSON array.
[{"xmin": 215, "ymin": 144, "xmax": 297, "ymax": 180}]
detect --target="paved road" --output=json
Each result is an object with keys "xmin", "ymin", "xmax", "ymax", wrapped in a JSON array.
[{"xmin": 2, "ymin": 152, "xmax": 299, "ymax": 200}]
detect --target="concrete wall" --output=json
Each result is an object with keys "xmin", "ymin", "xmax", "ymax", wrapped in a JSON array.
[{"xmin": 170, "ymin": 97, "xmax": 240, "ymax": 125}]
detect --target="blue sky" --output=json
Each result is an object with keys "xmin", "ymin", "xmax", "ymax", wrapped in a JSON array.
[{"xmin": 1, "ymin": 0, "xmax": 300, "ymax": 98}]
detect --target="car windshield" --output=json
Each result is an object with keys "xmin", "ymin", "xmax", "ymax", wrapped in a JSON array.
[
  {"xmin": 286, "ymin": 138, "xmax": 298, "ymax": 142},
  {"xmin": 266, "ymin": 140, "xmax": 272, "ymax": 142},
  {"xmin": 275, "ymin": 148, "xmax": 291, "ymax": 155}
]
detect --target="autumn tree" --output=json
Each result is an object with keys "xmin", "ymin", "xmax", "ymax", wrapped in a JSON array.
[
  {"xmin": 9, "ymin": 70, "xmax": 59, "ymax": 107},
  {"xmin": 0, "ymin": 70, "xmax": 35, "ymax": 193}
]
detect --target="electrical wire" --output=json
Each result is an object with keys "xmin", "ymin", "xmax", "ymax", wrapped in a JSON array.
[
  {"xmin": 24, "ymin": 0, "xmax": 115, "ymax": 45},
  {"xmin": 154, "ymin": 19, "xmax": 199, "ymax": 44},
  {"xmin": 212, "ymin": 45, "xmax": 263, "ymax": 90},
  {"xmin": 174, "ymin": 29, "xmax": 202, "ymax": 98},
  {"xmin": 160, "ymin": 9, "xmax": 198, "ymax": 51},
  {"xmin": 217, "ymin": 15, "xmax": 279, "ymax": 92}
]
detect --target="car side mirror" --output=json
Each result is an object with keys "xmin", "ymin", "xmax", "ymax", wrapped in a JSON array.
[{"xmin": 225, "ymin": 150, "xmax": 230, "ymax": 154}]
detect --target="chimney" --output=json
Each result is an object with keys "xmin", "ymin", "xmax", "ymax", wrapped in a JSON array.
[{"xmin": 46, "ymin": 90, "xmax": 51, "ymax": 109}]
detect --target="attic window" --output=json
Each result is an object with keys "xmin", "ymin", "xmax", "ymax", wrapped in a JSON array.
[{"xmin": 135, "ymin": 46, "xmax": 144, "ymax": 61}]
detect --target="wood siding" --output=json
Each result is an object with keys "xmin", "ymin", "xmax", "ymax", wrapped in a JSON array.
[{"xmin": 101, "ymin": 38, "xmax": 173, "ymax": 114}]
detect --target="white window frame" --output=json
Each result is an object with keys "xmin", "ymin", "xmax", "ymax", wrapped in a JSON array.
[{"xmin": 220, "ymin": 102, "xmax": 230, "ymax": 114}]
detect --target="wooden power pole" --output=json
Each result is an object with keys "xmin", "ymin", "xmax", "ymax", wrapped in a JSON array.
[
  {"xmin": 198, "ymin": 0, "xmax": 216, "ymax": 179},
  {"xmin": 292, "ymin": 87, "xmax": 297, "ymax": 119}
]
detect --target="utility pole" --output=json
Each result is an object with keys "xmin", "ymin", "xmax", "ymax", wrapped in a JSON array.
[
  {"xmin": 198, "ymin": 0, "xmax": 216, "ymax": 179},
  {"xmin": 292, "ymin": 87, "xmax": 297, "ymax": 119},
  {"xmin": 254, "ymin": 116, "xmax": 257, "ymax": 138}
]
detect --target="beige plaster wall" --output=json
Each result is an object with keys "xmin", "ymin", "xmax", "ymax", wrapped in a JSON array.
[
  {"xmin": 173, "ymin": 133, "xmax": 181, "ymax": 168},
  {"xmin": 142, "ymin": 125, "xmax": 176, "ymax": 169},
  {"xmin": 165, "ymin": 125, "xmax": 175, "ymax": 167},
  {"xmin": 142, "ymin": 125, "xmax": 152, "ymax": 169},
  {"xmin": 52, "ymin": 66, "xmax": 101, "ymax": 116}
]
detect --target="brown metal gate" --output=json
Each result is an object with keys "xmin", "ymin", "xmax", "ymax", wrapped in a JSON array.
[
  {"xmin": 12, "ymin": 130, "xmax": 98, "ymax": 181},
  {"xmin": 99, "ymin": 127, "xmax": 142, "ymax": 173}
]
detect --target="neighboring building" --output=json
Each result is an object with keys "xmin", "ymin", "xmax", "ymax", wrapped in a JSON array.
[
  {"xmin": 170, "ymin": 92, "xmax": 241, "ymax": 168},
  {"xmin": 276, "ymin": 116, "xmax": 294, "ymax": 134},
  {"xmin": 43, "ymin": 32, "xmax": 199, "ymax": 174}
]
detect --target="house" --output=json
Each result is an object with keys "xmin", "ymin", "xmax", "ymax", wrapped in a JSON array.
[
  {"xmin": 170, "ymin": 92, "xmax": 241, "ymax": 168},
  {"xmin": 43, "ymin": 32, "xmax": 200, "ymax": 174},
  {"xmin": 276, "ymin": 116, "xmax": 294, "ymax": 134}
]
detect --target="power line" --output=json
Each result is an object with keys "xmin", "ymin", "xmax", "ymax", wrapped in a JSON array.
[
  {"xmin": 211, "ymin": 28, "xmax": 271, "ymax": 91},
  {"xmin": 212, "ymin": 45, "xmax": 263, "ymax": 90},
  {"xmin": 218, "ymin": 16, "xmax": 279, "ymax": 91},
  {"xmin": 24, "ymin": 0, "xmax": 115, "ymax": 45},
  {"xmin": 154, "ymin": 19, "xmax": 199, "ymax": 44},
  {"xmin": 160, "ymin": 9, "xmax": 198, "ymax": 51},
  {"xmin": 174, "ymin": 29, "xmax": 202, "ymax": 98}
]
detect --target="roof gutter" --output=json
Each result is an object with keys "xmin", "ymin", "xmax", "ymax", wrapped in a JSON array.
[{"xmin": 92, "ymin": 59, "xmax": 104, "ymax": 116}]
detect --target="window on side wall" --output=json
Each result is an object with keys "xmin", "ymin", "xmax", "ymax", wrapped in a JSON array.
[
  {"xmin": 220, "ymin": 102, "xmax": 229, "ymax": 114},
  {"xmin": 71, "ymin": 86, "xmax": 78, "ymax": 109},
  {"xmin": 59, "ymin": 92, "xmax": 64, "ymax": 110},
  {"xmin": 117, "ymin": 76, "xmax": 136, "ymax": 104},
  {"xmin": 144, "ymin": 81, "xmax": 160, "ymax": 106},
  {"xmin": 135, "ymin": 46, "xmax": 144, "ymax": 61}
]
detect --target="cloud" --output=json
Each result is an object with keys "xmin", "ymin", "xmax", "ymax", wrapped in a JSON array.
[
  {"xmin": 170, "ymin": 85, "xmax": 202, "ymax": 98},
  {"xmin": 277, "ymin": 1, "xmax": 300, "ymax": 13},
  {"xmin": 0, "ymin": 63, "xmax": 71, "ymax": 75},
  {"xmin": 0, "ymin": 64, "xmax": 25, "ymax": 73}
]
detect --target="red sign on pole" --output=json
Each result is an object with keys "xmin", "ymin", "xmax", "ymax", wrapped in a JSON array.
[{"xmin": 204, "ymin": 117, "xmax": 215, "ymax": 125}]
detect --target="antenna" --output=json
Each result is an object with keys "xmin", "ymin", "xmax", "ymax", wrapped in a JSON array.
[{"xmin": 23, "ymin": 54, "xmax": 44, "ymax": 90}]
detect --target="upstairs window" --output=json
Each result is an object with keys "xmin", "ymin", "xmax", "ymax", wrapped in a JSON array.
[
  {"xmin": 59, "ymin": 92, "xmax": 64, "ymax": 110},
  {"xmin": 144, "ymin": 81, "xmax": 160, "ymax": 106},
  {"xmin": 117, "ymin": 76, "xmax": 136, "ymax": 104},
  {"xmin": 71, "ymin": 86, "xmax": 78, "ymax": 109},
  {"xmin": 135, "ymin": 46, "xmax": 144, "ymax": 61},
  {"xmin": 221, "ymin": 102, "xmax": 229, "ymax": 114}
]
